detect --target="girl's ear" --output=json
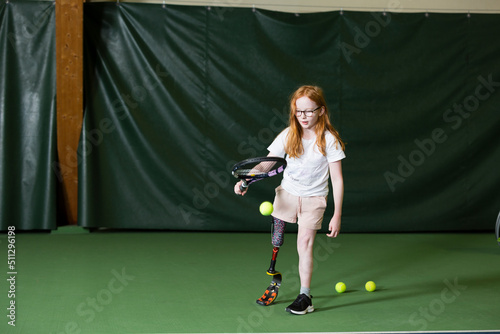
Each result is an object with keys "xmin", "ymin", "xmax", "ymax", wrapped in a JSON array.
[{"xmin": 319, "ymin": 106, "xmax": 325, "ymax": 116}]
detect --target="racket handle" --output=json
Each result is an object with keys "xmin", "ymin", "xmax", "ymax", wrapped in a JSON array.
[{"xmin": 239, "ymin": 180, "xmax": 248, "ymax": 192}]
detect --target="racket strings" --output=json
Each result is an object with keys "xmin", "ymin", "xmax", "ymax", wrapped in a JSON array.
[
  {"xmin": 235, "ymin": 169, "xmax": 268, "ymax": 177},
  {"xmin": 235, "ymin": 161, "xmax": 281, "ymax": 177}
]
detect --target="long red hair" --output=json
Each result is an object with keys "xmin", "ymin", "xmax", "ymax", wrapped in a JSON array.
[{"xmin": 285, "ymin": 85, "xmax": 345, "ymax": 159}]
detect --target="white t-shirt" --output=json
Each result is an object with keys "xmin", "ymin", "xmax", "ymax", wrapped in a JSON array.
[{"xmin": 267, "ymin": 127, "xmax": 345, "ymax": 197}]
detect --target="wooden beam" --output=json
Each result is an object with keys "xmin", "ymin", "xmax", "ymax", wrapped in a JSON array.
[{"xmin": 55, "ymin": 0, "xmax": 84, "ymax": 225}]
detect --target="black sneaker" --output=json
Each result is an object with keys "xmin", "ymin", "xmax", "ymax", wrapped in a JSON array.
[{"xmin": 285, "ymin": 294, "xmax": 314, "ymax": 315}]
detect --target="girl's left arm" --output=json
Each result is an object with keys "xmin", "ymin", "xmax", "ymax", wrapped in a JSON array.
[{"xmin": 326, "ymin": 161, "xmax": 344, "ymax": 238}]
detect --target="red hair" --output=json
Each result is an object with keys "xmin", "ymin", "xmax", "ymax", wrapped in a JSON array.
[{"xmin": 285, "ymin": 85, "xmax": 345, "ymax": 159}]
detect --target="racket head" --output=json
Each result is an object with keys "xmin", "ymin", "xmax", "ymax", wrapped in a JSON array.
[{"xmin": 232, "ymin": 156, "xmax": 287, "ymax": 185}]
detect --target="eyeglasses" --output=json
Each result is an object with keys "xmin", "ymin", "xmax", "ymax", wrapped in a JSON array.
[{"xmin": 296, "ymin": 106, "xmax": 322, "ymax": 117}]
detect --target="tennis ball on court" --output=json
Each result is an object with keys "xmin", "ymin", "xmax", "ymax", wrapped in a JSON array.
[
  {"xmin": 259, "ymin": 201, "xmax": 273, "ymax": 216},
  {"xmin": 335, "ymin": 282, "xmax": 346, "ymax": 293},
  {"xmin": 365, "ymin": 281, "xmax": 376, "ymax": 292}
]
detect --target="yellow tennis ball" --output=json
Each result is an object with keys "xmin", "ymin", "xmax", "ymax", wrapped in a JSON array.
[
  {"xmin": 335, "ymin": 282, "xmax": 346, "ymax": 293},
  {"xmin": 365, "ymin": 281, "xmax": 376, "ymax": 292},
  {"xmin": 259, "ymin": 201, "xmax": 273, "ymax": 216}
]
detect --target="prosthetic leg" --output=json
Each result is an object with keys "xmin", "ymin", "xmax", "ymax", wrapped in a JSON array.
[{"xmin": 256, "ymin": 217, "xmax": 286, "ymax": 306}]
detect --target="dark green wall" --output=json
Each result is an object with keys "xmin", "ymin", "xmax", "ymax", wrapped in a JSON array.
[{"xmin": 1, "ymin": 2, "xmax": 499, "ymax": 231}]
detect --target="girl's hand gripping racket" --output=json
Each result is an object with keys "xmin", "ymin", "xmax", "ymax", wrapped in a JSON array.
[{"xmin": 232, "ymin": 157, "xmax": 287, "ymax": 194}]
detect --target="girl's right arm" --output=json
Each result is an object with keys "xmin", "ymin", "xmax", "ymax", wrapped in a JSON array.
[{"xmin": 234, "ymin": 180, "xmax": 248, "ymax": 196}]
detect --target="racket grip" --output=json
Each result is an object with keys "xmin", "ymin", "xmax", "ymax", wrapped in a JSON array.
[{"xmin": 239, "ymin": 180, "xmax": 248, "ymax": 192}]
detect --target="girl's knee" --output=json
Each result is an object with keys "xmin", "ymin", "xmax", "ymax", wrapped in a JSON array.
[{"xmin": 297, "ymin": 228, "xmax": 316, "ymax": 253}]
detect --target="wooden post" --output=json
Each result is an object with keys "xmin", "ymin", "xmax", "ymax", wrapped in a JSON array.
[{"xmin": 55, "ymin": 0, "xmax": 84, "ymax": 225}]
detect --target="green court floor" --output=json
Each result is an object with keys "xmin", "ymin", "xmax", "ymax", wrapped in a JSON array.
[{"xmin": 1, "ymin": 229, "xmax": 499, "ymax": 333}]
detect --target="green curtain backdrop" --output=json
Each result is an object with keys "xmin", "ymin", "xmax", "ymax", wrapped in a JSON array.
[
  {"xmin": 0, "ymin": 0, "xmax": 57, "ymax": 231},
  {"xmin": 79, "ymin": 3, "xmax": 500, "ymax": 232},
  {"xmin": 2, "ymin": 3, "xmax": 497, "ymax": 232}
]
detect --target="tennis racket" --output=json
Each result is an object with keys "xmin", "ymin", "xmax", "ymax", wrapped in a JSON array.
[{"xmin": 232, "ymin": 156, "xmax": 287, "ymax": 192}]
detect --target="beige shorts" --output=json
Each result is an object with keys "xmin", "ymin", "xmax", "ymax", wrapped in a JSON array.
[{"xmin": 272, "ymin": 185, "xmax": 328, "ymax": 230}]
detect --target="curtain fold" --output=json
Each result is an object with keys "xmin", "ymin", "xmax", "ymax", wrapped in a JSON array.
[{"xmin": 0, "ymin": 1, "xmax": 57, "ymax": 230}]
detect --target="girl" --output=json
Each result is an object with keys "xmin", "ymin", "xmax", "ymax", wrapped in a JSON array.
[{"xmin": 235, "ymin": 85, "xmax": 345, "ymax": 315}]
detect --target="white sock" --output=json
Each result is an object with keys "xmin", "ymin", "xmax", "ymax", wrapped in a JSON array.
[{"xmin": 300, "ymin": 286, "xmax": 310, "ymax": 297}]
